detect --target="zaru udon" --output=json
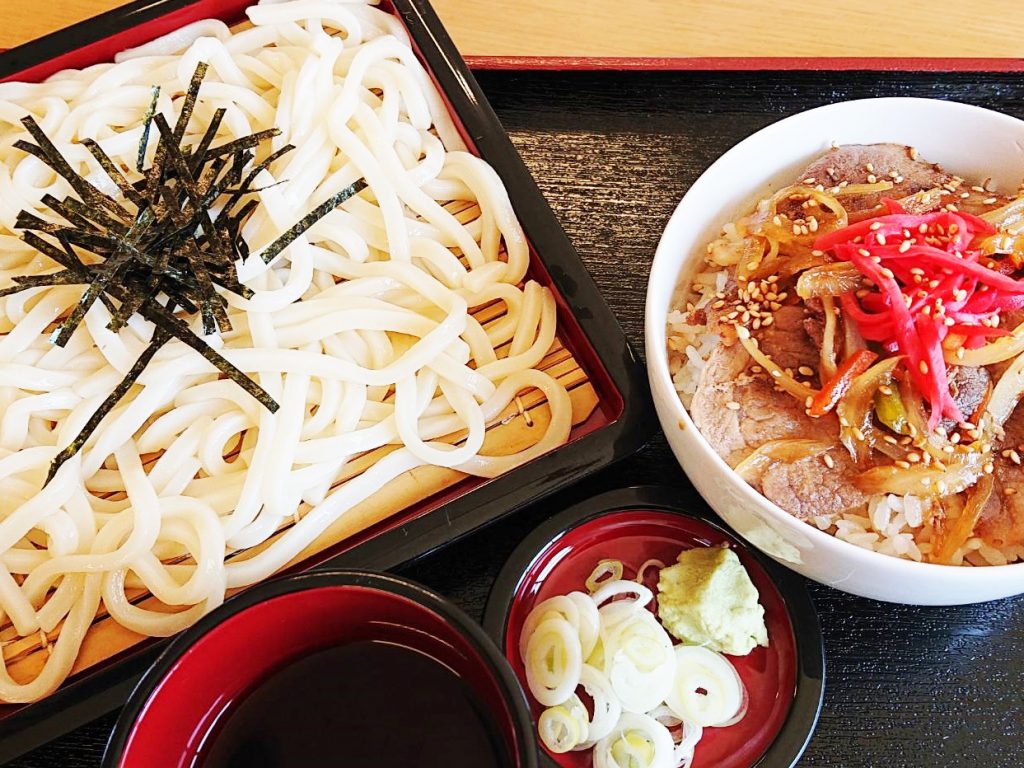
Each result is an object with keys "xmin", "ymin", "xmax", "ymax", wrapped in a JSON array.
[{"xmin": 0, "ymin": 0, "xmax": 571, "ymax": 702}]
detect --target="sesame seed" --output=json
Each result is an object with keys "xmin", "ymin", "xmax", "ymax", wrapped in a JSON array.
[
  {"xmin": 876, "ymin": 234, "xmax": 887, "ymax": 245},
  {"xmin": 772, "ymin": 215, "xmax": 782, "ymax": 226},
  {"xmin": 881, "ymin": 268, "xmax": 895, "ymax": 279},
  {"xmin": 899, "ymin": 240, "xmax": 912, "ymax": 253},
  {"xmin": 983, "ymin": 197, "xmax": 998, "ymax": 205},
  {"xmin": 909, "ymin": 147, "xmax": 919, "ymax": 160},
  {"xmin": 865, "ymin": 163, "xmax": 875, "ymax": 172},
  {"xmin": 895, "ymin": 460, "xmax": 911, "ymax": 469},
  {"xmin": 867, "ymin": 174, "xmax": 877, "ymax": 184},
  {"xmin": 984, "ymin": 463, "xmax": 994, "ymax": 475},
  {"xmin": 853, "ymin": 427, "xmax": 866, "ymax": 442},
  {"xmin": 858, "ymin": 248, "xmax": 871, "ymax": 257},
  {"xmin": 798, "ymin": 365, "xmax": 814, "ymax": 376},
  {"xmin": 1007, "ymin": 488, "xmax": 1018, "ymax": 496},
  {"xmin": 884, "ymin": 435, "xmax": 899, "ymax": 445},
  {"xmin": 823, "ymin": 454, "xmax": 835, "ymax": 469},
  {"xmin": 726, "ymin": 401, "xmax": 741, "ymax": 410},
  {"xmin": 805, "ymin": 396, "xmax": 813, "ymax": 408},
  {"xmin": 907, "ymin": 452, "xmax": 921, "ymax": 463},
  {"xmin": 869, "ymin": 222, "xmax": 882, "ymax": 231},
  {"xmin": 1011, "ymin": 450, "xmax": 1021, "ymax": 465},
  {"xmin": 937, "ymin": 480, "xmax": 948, "ymax": 494},
  {"xmin": 919, "ymin": 361, "xmax": 929, "ymax": 375},
  {"xmin": 771, "ymin": 369, "xmax": 781, "ymax": 378}
]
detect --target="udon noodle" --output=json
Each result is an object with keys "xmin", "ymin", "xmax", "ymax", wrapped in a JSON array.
[{"xmin": 0, "ymin": 0, "xmax": 572, "ymax": 702}]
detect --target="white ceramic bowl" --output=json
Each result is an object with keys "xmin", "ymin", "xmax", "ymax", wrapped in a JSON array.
[{"xmin": 645, "ymin": 97, "xmax": 1024, "ymax": 605}]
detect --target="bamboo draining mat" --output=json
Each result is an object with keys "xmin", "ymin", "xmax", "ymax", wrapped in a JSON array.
[
  {"xmin": 0, "ymin": 195, "xmax": 599, "ymax": 689},
  {"xmin": 0, "ymin": 0, "xmax": 1023, "ymax": 61}
]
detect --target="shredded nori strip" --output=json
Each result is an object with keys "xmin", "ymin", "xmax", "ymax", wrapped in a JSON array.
[
  {"xmin": 4, "ymin": 61, "xmax": 368, "ymax": 483},
  {"xmin": 45, "ymin": 327, "xmax": 171, "ymax": 484},
  {"xmin": 137, "ymin": 85, "xmax": 160, "ymax": 173},
  {"xmin": 260, "ymin": 179, "xmax": 368, "ymax": 264}
]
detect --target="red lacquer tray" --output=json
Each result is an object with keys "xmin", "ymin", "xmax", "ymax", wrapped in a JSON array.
[{"xmin": 0, "ymin": 0, "xmax": 653, "ymax": 761}]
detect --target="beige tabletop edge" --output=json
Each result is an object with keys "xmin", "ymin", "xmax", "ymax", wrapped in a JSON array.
[{"xmin": 0, "ymin": 0, "xmax": 1022, "ymax": 60}]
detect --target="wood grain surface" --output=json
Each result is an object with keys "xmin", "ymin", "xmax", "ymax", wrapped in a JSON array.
[
  {"xmin": 0, "ymin": 0, "xmax": 1023, "ymax": 60},
  {"xmin": 7, "ymin": 68, "xmax": 1024, "ymax": 766}
]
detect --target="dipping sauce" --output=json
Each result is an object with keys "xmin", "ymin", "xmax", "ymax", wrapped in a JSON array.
[{"xmin": 197, "ymin": 640, "xmax": 512, "ymax": 768}]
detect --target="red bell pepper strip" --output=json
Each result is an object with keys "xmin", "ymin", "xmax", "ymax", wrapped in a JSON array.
[{"xmin": 807, "ymin": 349, "xmax": 879, "ymax": 417}]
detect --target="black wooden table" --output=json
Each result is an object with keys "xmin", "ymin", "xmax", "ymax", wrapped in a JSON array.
[{"xmin": 11, "ymin": 69, "xmax": 1024, "ymax": 767}]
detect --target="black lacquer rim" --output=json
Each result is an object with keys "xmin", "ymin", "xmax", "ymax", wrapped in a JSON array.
[
  {"xmin": 482, "ymin": 486, "xmax": 826, "ymax": 768},
  {"xmin": 100, "ymin": 570, "xmax": 539, "ymax": 768},
  {"xmin": 0, "ymin": 0, "xmax": 653, "ymax": 761}
]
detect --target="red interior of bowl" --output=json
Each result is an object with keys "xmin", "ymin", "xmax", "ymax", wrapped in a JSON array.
[
  {"xmin": 505, "ymin": 510, "xmax": 797, "ymax": 768},
  {"xmin": 117, "ymin": 584, "xmax": 524, "ymax": 768}
]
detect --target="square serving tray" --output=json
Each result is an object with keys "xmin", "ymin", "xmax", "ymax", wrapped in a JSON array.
[{"xmin": 0, "ymin": 0, "xmax": 653, "ymax": 760}]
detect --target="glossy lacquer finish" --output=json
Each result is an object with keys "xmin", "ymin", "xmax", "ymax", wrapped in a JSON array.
[
  {"xmin": 0, "ymin": 0, "xmax": 653, "ymax": 759},
  {"xmin": 484, "ymin": 487, "xmax": 824, "ymax": 768},
  {"xmin": 103, "ymin": 572, "xmax": 537, "ymax": 768}
]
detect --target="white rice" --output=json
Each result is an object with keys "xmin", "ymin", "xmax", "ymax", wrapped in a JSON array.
[
  {"xmin": 666, "ymin": 265, "xmax": 1022, "ymax": 567},
  {"xmin": 667, "ymin": 270, "xmax": 725, "ymax": 407}
]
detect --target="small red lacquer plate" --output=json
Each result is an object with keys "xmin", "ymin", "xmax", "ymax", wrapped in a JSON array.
[{"xmin": 483, "ymin": 485, "xmax": 824, "ymax": 768}]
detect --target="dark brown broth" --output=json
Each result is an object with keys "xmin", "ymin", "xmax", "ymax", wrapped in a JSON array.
[{"xmin": 196, "ymin": 640, "xmax": 512, "ymax": 768}]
